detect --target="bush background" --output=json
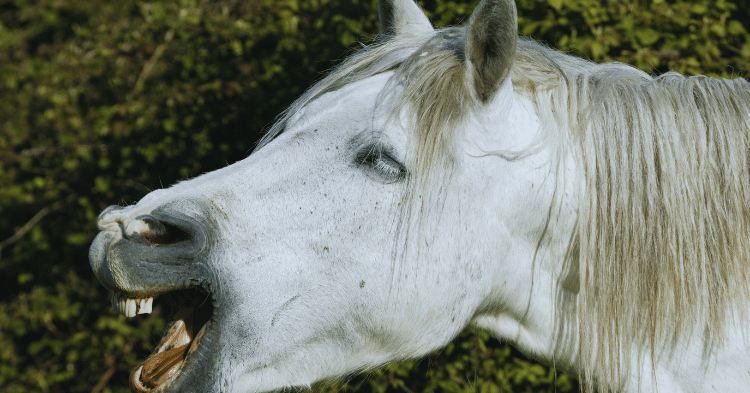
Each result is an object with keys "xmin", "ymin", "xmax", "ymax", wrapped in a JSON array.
[{"xmin": 0, "ymin": 0, "xmax": 747, "ymax": 392}]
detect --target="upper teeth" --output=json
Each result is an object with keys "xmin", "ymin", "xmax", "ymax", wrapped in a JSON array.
[{"xmin": 112, "ymin": 292, "xmax": 154, "ymax": 317}]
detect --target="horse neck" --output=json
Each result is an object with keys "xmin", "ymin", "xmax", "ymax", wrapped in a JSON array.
[
  {"xmin": 474, "ymin": 258, "xmax": 750, "ymax": 392},
  {"xmin": 466, "ymin": 91, "xmax": 582, "ymax": 371},
  {"xmin": 463, "ymin": 93, "xmax": 750, "ymax": 389}
]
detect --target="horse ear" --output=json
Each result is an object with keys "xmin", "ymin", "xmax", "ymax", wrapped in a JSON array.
[
  {"xmin": 465, "ymin": 0, "xmax": 518, "ymax": 102},
  {"xmin": 378, "ymin": 0, "xmax": 433, "ymax": 38}
]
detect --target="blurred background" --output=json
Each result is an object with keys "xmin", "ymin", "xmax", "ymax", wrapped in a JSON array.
[{"xmin": 0, "ymin": 0, "xmax": 747, "ymax": 392}]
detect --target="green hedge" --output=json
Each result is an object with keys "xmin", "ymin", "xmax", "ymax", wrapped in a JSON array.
[{"xmin": 0, "ymin": 0, "xmax": 747, "ymax": 392}]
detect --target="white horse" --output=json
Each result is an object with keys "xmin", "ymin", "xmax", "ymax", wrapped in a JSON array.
[{"xmin": 89, "ymin": 0, "xmax": 750, "ymax": 391}]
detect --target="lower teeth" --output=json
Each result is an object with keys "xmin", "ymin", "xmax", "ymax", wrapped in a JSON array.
[
  {"xmin": 140, "ymin": 343, "xmax": 190, "ymax": 387},
  {"xmin": 133, "ymin": 305, "xmax": 196, "ymax": 390},
  {"xmin": 125, "ymin": 291, "xmax": 212, "ymax": 391}
]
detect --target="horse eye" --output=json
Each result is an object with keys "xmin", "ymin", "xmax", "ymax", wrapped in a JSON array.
[{"xmin": 355, "ymin": 147, "xmax": 406, "ymax": 183}]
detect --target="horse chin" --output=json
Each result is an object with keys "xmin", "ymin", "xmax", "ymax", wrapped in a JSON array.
[{"xmin": 123, "ymin": 289, "xmax": 216, "ymax": 392}]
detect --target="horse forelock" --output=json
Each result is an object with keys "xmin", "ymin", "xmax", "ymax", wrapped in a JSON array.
[
  {"xmin": 256, "ymin": 28, "xmax": 476, "ymax": 237},
  {"xmin": 257, "ymin": 28, "xmax": 473, "ymax": 175}
]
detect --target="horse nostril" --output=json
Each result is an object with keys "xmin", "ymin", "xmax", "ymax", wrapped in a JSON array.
[{"xmin": 125, "ymin": 214, "xmax": 190, "ymax": 246}]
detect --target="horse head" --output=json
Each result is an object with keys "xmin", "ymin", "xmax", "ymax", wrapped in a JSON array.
[{"xmin": 89, "ymin": 0, "xmax": 750, "ymax": 392}]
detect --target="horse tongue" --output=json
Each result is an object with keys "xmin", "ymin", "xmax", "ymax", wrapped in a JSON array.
[{"xmin": 141, "ymin": 342, "xmax": 190, "ymax": 387}]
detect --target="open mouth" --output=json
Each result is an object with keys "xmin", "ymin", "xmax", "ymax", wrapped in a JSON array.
[{"xmin": 112, "ymin": 289, "xmax": 214, "ymax": 392}]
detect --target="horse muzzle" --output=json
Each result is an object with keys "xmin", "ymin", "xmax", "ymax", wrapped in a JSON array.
[
  {"xmin": 89, "ymin": 203, "xmax": 220, "ymax": 392},
  {"xmin": 89, "ymin": 205, "xmax": 212, "ymax": 296}
]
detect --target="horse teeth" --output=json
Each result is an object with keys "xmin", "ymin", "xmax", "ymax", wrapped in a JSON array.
[
  {"xmin": 111, "ymin": 292, "xmax": 155, "ymax": 318},
  {"xmin": 138, "ymin": 297, "xmax": 153, "ymax": 314}
]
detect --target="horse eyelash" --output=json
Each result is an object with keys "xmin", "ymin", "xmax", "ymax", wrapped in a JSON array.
[
  {"xmin": 373, "ymin": 154, "xmax": 405, "ymax": 181},
  {"xmin": 356, "ymin": 147, "xmax": 406, "ymax": 183}
]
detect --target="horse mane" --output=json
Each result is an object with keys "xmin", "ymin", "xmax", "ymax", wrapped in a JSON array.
[
  {"xmin": 258, "ymin": 30, "xmax": 750, "ymax": 391},
  {"xmin": 518, "ymin": 39, "xmax": 750, "ymax": 390}
]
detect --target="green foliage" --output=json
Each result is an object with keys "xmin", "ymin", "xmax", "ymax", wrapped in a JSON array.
[
  {"xmin": 511, "ymin": 0, "xmax": 750, "ymax": 77},
  {"xmin": 0, "ymin": 0, "xmax": 746, "ymax": 391},
  {"xmin": 313, "ymin": 331, "xmax": 577, "ymax": 393}
]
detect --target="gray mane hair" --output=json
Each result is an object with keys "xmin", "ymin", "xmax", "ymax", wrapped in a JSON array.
[
  {"xmin": 568, "ymin": 62, "xmax": 750, "ymax": 391},
  {"xmin": 517, "ymin": 39, "xmax": 750, "ymax": 390},
  {"xmin": 257, "ymin": 30, "xmax": 750, "ymax": 391}
]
